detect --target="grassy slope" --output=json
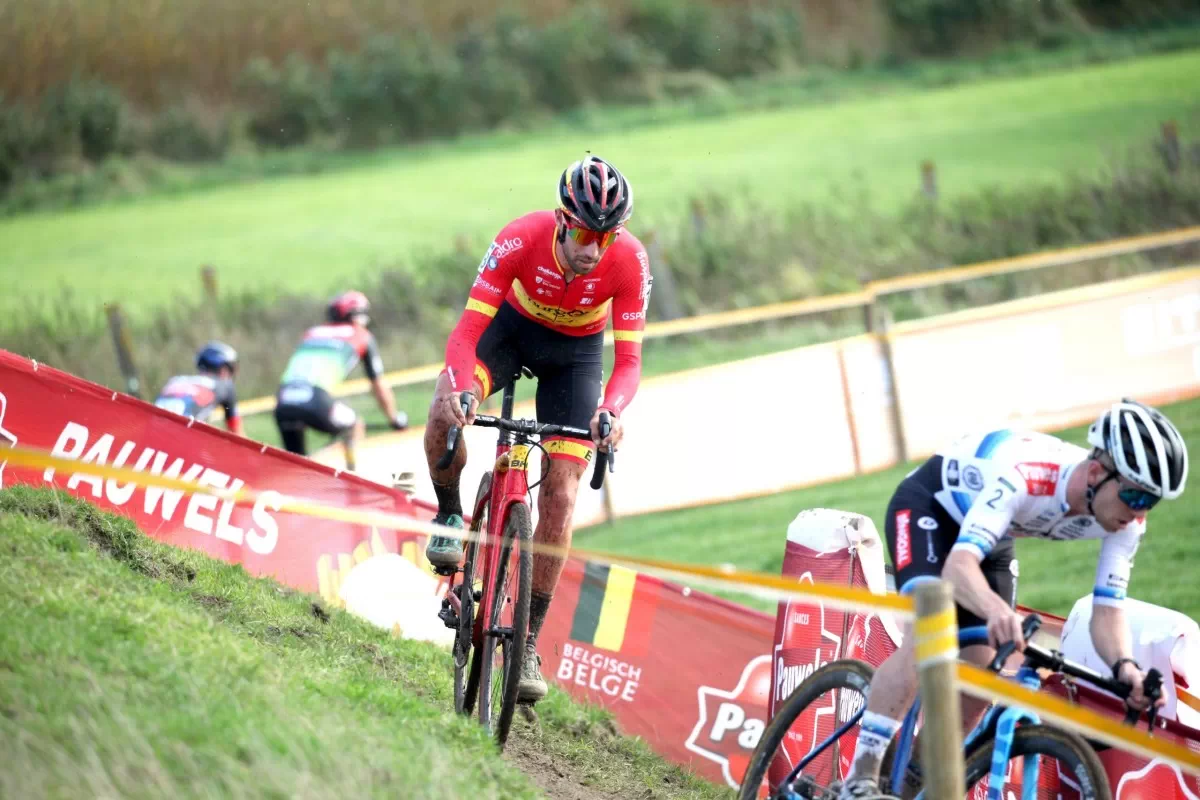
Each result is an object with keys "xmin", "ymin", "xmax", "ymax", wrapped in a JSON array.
[
  {"xmin": 0, "ymin": 486, "xmax": 730, "ymax": 800},
  {"xmin": 4, "ymin": 49, "xmax": 1199, "ymax": 314},
  {"xmin": 576, "ymin": 396, "xmax": 1200, "ymax": 620}
]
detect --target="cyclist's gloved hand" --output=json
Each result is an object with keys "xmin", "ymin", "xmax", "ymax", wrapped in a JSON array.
[
  {"xmin": 987, "ymin": 607, "xmax": 1027, "ymax": 653},
  {"xmin": 390, "ymin": 411, "xmax": 409, "ymax": 431}
]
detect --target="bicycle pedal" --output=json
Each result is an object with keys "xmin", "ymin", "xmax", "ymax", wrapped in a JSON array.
[
  {"xmin": 437, "ymin": 599, "xmax": 459, "ymax": 630},
  {"xmin": 430, "ymin": 564, "xmax": 459, "ymax": 577}
]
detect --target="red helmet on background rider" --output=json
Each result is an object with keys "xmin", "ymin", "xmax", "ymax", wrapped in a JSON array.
[
  {"xmin": 557, "ymin": 155, "xmax": 634, "ymax": 235},
  {"xmin": 328, "ymin": 290, "xmax": 370, "ymax": 324}
]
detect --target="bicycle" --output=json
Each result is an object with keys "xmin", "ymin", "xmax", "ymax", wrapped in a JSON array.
[
  {"xmin": 739, "ymin": 613, "xmax": 1163, "ymax": 800},
  {"xmin": 432, "ymin": 367, "xmax": 614, "ymax": 748}
]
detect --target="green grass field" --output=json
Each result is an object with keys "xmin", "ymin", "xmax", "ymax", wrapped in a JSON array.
[
  {"xmin": 577, "ymin": 396, "xmax": 1200, "ymax": 620},
  {"xmin": 5, "ymin": 49, "xmax": 1199, "ymax": 317},
  {"xmin": 0, "ymin": 486, "xmax": 730, "ymax": 800}
]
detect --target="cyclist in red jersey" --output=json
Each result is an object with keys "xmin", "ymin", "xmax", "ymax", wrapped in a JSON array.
[{"xmin": 425, "ymin": 155, "xmax": 652, "ymax": 703}]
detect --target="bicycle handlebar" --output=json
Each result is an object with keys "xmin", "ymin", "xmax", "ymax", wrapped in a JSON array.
[
  {"xmin": 989, "ymin": 613, "xmax": 1164, "ymax": 730},
  {"xmin": 435, "ymin": 395, "xmax": 614, "ymax": 490}
]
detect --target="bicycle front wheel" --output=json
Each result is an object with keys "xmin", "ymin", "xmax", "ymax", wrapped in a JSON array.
[
  {"xmin": 455, "ymin": 471, "xmax": 490, "ymax": 716},
  {"xmin": 738, "ymin": 659, "xmax": 874, "ymax": 800},
  {"xmin": 963, "ymin": 724, "xmax": 1111, "ymax": 800},
  {"xmin": 476, "ymin": 502, "xmax": 533, "ymax": 749}
]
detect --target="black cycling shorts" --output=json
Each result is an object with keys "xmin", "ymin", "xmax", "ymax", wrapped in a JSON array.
[
  {"xmin": 273, "ymin": 382, "xmax": 357, "ymax": 455},
  {"xmin": 474, "ymin": 302, "xmax": 602, "ymax": 462},
  {"xmin": 884, "ymin": 456, "xmax": 1018, "ymax": 632}
]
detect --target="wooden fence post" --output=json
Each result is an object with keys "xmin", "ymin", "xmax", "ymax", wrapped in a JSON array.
[
  {"xmin": 914, "ymin": 580, "xmax": 965, "ymax": 800},
  {"xmin": 105, "ymin": 303, "xmax": 143, "ymax": 399},
  {"xmin": 1161, "ymin": 121, "xmax": 1181, "ymax": 173},
  {"xmin": 921, "ymin": 160, "xmax": 938, "ymax": 200},
  {"xmin": 200, "ymin": 265, "xmax": 218, "ymax": 301},
  {"xmin": 877, "ymin": 306, "xmax": 910, "ymax": 465}
]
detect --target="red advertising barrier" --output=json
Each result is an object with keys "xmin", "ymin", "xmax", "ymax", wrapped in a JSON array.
[
  {"xmin": 534, "ymin": 558, "xmax": 777, "ymax": 788},
  {"xmin": 3, "ymin": 349, "xmax": 1197, "ymax": 796},
  {"xmin": 0, "ymin": 351, "xmax": 428, "ymax": 593}
]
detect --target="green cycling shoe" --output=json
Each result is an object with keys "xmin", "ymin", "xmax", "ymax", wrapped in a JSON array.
[{"xmin": 425, "ymin": 513, "xmax": 465, "ymax": 570}]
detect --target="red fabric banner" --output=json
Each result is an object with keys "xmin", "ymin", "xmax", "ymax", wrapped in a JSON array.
[{"xmin": 3, "ymin": 349, "xmax": 1196, "ymax": 796}]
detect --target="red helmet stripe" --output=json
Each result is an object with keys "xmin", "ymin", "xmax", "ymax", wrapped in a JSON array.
[
  {"xmin": 598, "ymin": 159, "xmax": 610, "ymax": 208},
  {"xmin": 582, "ymin": 161, "xmax": 597, "ymax": 205}
]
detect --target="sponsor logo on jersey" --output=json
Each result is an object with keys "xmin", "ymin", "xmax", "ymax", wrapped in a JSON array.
[
  {"xmin": 895, "ymin": 510, "xmax": 912, "ymax": 569},
  {"xmin": 621, "ymin": 311, "xmax": 645, "ymax": 321},
  {"xmin": 917, "ymin": 516, "xmax": 938, "ymax": 531},
  {"xmin": 493, "ymin": 237, "xmax": 523, "ymax": 258},
  {"xmin": 473, "ymin": 277, "xmax": 503, "ymax": 295},
  {"xmin": 478, "ymin": 237, "xmax": 522, "ymax": 272},
  {"xmin": 1016, "ymin": 461, "xmax": 1060, "ymax": 496},
  {"xmin": 963, "ymin": 465, "xmax": 984, "ymax": 491},
  {"xmin": 537, "ymin": 265, "xmax": 561, "ymax": 279},
  {"xmin": 946, "ymin": 458, "xmax": 960, "ymax": 487}
]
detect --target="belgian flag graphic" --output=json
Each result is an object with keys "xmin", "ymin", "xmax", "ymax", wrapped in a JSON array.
[{"xmin": 569, "ymin": 561, "xmax": 658, "ymax": 656}]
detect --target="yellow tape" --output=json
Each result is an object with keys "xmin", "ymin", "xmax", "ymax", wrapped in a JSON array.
[
  {"xmin": 0, "ymin": 444, "xmax": 915, "ymax": 618},
  {"xmin": 914, "ymin": 607, "xmax": 956, "ymax": 638},
  {"xmin": 1180, "ymin": 688, "xmax": 1200, "ymax": 716},
  {"xmin": 915, "ymin": 631, "xmax": 958, "ymax": 666},
  {"xmin": 957, "ymin": 663, "xmax": 1200, "ymax": 776}
]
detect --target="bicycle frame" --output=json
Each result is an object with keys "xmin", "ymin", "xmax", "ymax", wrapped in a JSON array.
[
  {"xmin": 888, "ymin": 627, "xmax": 1044, "ymax": 800},
  {"xmin": 470, "ymin": 382, "xmax": 534, "ymax": 648}
]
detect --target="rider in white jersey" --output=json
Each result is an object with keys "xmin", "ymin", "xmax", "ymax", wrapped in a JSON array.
[
  {"xmin": 837, "ymin": 399, "xmax": 1189, "ymax": 800},
  {"xmin": 933, "ymin": 429, "xmax": 1141, "ymax": 607}
]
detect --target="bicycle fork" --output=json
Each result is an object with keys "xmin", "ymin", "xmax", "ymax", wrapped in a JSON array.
[{"xmin": 985, "ymin": 668, "xmax": 1043, "ymax": 800}]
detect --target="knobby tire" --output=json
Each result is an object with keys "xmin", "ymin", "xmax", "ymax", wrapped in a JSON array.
[
  {"xmin": 455, "ymin": 472, "xmax": 490, "ymax": 716},
  {"xmin": 738, "ymin": 659, "xmax": 875, "ymax": 800}
]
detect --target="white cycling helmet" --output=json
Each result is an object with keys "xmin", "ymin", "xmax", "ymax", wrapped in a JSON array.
[{"xmin": 1087, "ymin": 398, "xmax": 1188, "ymax": 500}]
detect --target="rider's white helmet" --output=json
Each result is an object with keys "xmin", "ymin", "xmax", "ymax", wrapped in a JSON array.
[{"xmin": 1087, "ymin": 398, "xmax": 1188, "ymax": 500}]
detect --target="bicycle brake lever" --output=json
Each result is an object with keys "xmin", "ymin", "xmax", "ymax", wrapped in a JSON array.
[
  {"xmin": 988, "ymin": 615, "xmax": 1042, "ymax": 672},
  {"xmin": 1143, "ymin": 669, "xmax": 1164, "ymax": 732},
  {"xmin": 435, "ymin": 395, "xmax": 474, "ymax": 471}
]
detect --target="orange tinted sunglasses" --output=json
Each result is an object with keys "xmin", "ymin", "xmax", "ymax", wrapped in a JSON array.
[{"xmin": 563, "ymin": 219, "xmax": 621, "ymax": 249}]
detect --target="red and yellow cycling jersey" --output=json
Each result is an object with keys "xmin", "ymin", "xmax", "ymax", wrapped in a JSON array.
[{"xmin": 445, "ymin": 210, "xmax": 652, "ymax": 414}]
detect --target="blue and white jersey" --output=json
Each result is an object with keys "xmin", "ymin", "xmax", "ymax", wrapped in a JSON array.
[{"xmin": 932, "ymin": 429, "xmax": 1143, "ymax": 607}]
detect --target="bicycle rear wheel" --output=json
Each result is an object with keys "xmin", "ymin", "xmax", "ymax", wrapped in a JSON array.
[
  {"xmin": 962, "ymin": 724, "xmax": 1111, "ymax": 800},
  {"xmin": 455, "ymin": 472, "xmax": 490, "ymax": 716},
  {"xmin": 474, "ymin": 502, "xmax": 533, "ymax": 749},
  {"xmin": 738, "ymin": 659, "xmax": 874, "ymax": 800}
]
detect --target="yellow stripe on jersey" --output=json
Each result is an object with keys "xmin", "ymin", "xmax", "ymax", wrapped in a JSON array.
[
  {"xmin": 466, "ymin": 298, "xmax": 500, "ymax": 317},
  {"xmin": 473, "ymin": 363, "xmax": 491, "ymax": 398},
  {"xmin": 512, "ymin": 280, "xmax": 610, "ymax": 328},
  {"xmin": 612, "ymin": 329, "xmax": 644, "ymax": 343}
]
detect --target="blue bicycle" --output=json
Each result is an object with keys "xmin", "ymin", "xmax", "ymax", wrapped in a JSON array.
[{"xmin": 737, "ymin": 614, "xmax": 1162, "ymax": 800}]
